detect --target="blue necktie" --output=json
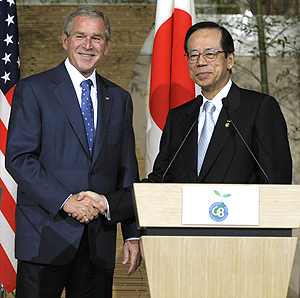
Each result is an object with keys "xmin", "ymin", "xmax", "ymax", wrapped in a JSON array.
[
  {"xmin": 80, "ymin": 79, "xmax": 94, "ymax": 156},
  {"xmin": 197, "ymin": 101, "xmax": 216, "ymax": 175}
]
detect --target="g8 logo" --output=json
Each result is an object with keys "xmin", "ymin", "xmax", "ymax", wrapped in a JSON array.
[{"xmin": 209, "ymin": 202, "xmax": 228, "ymax": 222}]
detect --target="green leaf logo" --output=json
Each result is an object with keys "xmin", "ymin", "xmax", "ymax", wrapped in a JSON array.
[
  {"xmin": 223, "ymin": 194, "xmax": 232, "ymax": 198},
  {"xmin": 214, "ymin": 190, "xmax": 221, "ymax": 196},
  {"xmin": 213, "ymin": 190, "xmax": 232, "ymax": 198}
]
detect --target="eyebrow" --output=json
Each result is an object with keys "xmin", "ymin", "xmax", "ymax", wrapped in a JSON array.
[
  {"xmin": 73, "ymin": 31, "xmax": 104, "ymax": 38},
  {"xmin": 189, "ymin": 47, "xmax": 215, "ymax": 52}
]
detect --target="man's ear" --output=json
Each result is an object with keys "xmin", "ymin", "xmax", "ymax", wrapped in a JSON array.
[
  {"xmin": 62, "ymin": 33, "xmax": 68, "ymax": 51},
  {"xmin": 227, "ymin": 52, "xmax": 235, "ymax": 70},
  {"xmin": 104, "ymin": 38, "xmax": 112, "ymax": 56}
]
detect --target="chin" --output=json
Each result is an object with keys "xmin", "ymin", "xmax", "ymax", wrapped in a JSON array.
[
  {"xmin": 196, "ymin": 80, "xmax": 212, "ymax": 88},
  {"xmin": 79, "ymin": 70, "xmax": 93, "ymax": 77}
]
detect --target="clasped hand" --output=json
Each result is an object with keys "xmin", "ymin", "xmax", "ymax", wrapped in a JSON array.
[{"xmin": 62, "ymin": 191, "xmax": 107, "ymax": 224}]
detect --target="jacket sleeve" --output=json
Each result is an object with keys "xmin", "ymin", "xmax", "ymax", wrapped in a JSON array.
[
  {"xmin": 145, "ymin": 111, "xmax": 173, "ymax": 183},
  {"xmin": 253, "ymin": 95, "xmax": 292, "ymax": 183},
  {"xmin": 5, "ymin": 79, "xmax": 71, "ymax": 219},
  {"xmin": 104, "ymin": 92, "xmax": 140, "ymax": 237}
]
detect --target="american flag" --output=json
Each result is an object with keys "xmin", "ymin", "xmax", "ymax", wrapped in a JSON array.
[{"xmin": 0, "ymin": 0, "xmax": 20, "ymax": 293}]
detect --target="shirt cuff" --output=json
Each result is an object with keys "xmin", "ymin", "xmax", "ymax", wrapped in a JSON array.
[
  {"xmin": 104, "ymin": 196, "xmax": 111, "ymax": 220},
  {"xmin": 60, "ymin": 194, "xmax": 72, "ymax": 209},
  {"xmin": 125, "ymin": 238, "xmax": 141, "ymax": 241}
]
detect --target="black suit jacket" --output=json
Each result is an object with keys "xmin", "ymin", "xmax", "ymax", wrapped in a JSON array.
[
  {"xmin": 5, "ymin": 62, "xmax": 140, "ymax": 269},
  {"xmin": 147, "ymin": 82, "xmax": 292, "ymax": 184}
]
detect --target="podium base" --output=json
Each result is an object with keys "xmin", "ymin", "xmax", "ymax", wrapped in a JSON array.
[{"xmin": 141, "ymin": 236, "xmax": 296, "ymax": 298}]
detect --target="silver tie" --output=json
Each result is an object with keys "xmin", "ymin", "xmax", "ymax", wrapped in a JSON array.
[{"xmin": 197, "ymin": 101, "xmax": 216, "ymax": 175}]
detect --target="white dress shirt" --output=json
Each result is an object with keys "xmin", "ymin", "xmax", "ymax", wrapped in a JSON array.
[
  {"xmin": 198, "ymin": 79, "xmax": 232, "ymax": 141},
  {"xmin": 65, "ymin": 58, "xmax": 98, "ymax": 130}
]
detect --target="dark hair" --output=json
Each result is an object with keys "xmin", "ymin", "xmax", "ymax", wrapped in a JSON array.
[
  {"xmin": 184, "ymin": 21, "xmax": 235, "ymax": 57},
  {"xmin": 64, "ymin": 6, "xmax": 111, "ymax": 42}
]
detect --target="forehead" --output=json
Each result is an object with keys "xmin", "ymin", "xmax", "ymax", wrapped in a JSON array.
[
  {"xmin": 71, "ymin": 15, "xmax": 105, "ymax": 34},
  {"xmin": 187, "ymin": 28, "xmax": 222, "ymax": 51}
]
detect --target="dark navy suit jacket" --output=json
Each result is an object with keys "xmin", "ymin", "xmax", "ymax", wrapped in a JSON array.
[
  {"xmin": 5, "ymin": 62, "xmax": 140, "ymax": 269},
  {"xmin": 147, "ymin": 82, "xmax": 292, "ymax": 184}
]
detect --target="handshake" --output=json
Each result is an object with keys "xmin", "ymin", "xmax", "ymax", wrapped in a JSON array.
[
  {"xmin": 63, "ymin": 191, "xmax": 107, "ymax": 224},
  {"xmin": 63, "ymin": 191, "xmax": 142, "ymax": 276}
]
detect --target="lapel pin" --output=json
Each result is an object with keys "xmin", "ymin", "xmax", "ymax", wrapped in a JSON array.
[
  {"xmin": 225, "ymin": 120, "xmax": 231, "ymax": 128},
  {"xmin": 105, "ymin": 96, "xmax": 110, "ymax": 101}
]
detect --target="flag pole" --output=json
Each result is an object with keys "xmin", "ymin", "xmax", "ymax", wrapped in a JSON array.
[
  {"xmin": 0, "ymin": 282, "xmax": 7, "ymax": 298},
  {"xmin": 0, "ymin": 193, "xmax": 6, "ymax": 298},
  {"xmin": 0, "ymin": 0, "xmax": 20, "ymax": 292}
]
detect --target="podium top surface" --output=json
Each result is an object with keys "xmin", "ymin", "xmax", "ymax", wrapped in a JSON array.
[{"xmin": 133, "ymin": 183, "xmax": 300, "ymax": 229}]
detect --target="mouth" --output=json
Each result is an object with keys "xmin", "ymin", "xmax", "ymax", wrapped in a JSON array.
[
  {"xmin": 79, "ymin": 53, "xmax": 95, "ymax": 58},
  {"xmin": 196, "ymin": 72, "xmax": 211, "ymax": 78}
]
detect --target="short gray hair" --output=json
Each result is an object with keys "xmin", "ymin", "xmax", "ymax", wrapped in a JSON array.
[{"xmin": 64, "ymin": 6, "xmax": 111, "ymax": 42}]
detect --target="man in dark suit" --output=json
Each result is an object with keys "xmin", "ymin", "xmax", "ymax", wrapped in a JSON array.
[
  {"xmin": 5, "ymin": 6, "xmax": 140, "ymax": 298},
  {"xmin": 146, "ymin": 21, "xmax": 292, "ymax": 184}
]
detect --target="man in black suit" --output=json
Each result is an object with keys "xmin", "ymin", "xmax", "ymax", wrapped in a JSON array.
[
  {"xmin": 6, "ymin": 6, "xmax": 140, "ymax": 298},
  {"xmin": 146, "ymin": 21, "xmax": 292, "ymax": 184}
]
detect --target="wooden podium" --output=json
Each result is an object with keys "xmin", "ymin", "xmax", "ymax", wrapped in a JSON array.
[{"xmin": 133, "ymin": 183, "xmax": 300, "ymax": 298}]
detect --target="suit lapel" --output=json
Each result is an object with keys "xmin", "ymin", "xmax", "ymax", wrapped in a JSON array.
[
  {"xmin": 181, "ymin": 99, "xmax": 200, "ymax": 182},
  {"xmin": 198, "ymin": 83, "xmax": 242, "ymax": 181},
  {"xmin": 92, "ymin": 75, "xmax": 113, "ymax": 164},
  {"xmin": 52, "ymin": 64, "xmax": 90, "ymax": 157}
]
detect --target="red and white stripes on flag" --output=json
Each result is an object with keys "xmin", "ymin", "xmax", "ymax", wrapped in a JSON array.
[
  {"xmin": 0, "ymin": 0, "xmax": 20, "ymax": 293},
  {"xmin": 145, "ymin": 0, "xmax": 196, "ymax": 175}
]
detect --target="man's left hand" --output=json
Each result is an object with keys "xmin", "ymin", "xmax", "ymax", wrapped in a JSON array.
[{"xmin": 122, "ymin": 240, "xmax": 141, "ymax": 276}]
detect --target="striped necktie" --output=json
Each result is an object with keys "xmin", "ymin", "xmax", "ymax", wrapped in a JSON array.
[{"xmin": 197, "ymin": 101, "xmax": 216, "ymax": 175}]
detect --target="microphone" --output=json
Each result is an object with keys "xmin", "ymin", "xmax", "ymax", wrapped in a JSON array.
[
  {"xmin": 222, "ymin": 97, "xmax": 270, "ymax": 183},
  {"xmin": 161, "ymin": 95, "xmax": 203, "ymax": 183}
]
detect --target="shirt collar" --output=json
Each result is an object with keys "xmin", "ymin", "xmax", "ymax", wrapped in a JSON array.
[
  {"xmin": 64, "ymin": 58, "xmax": 97, "ymax": 90},
  {"xmin": 200, "ymin": 79, "xmax": 232, "ymax": 113}
]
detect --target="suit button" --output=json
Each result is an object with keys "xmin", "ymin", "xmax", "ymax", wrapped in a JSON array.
[{"xmin": 90, "ymin": 171, "xmax": 94, "ymax": 175}]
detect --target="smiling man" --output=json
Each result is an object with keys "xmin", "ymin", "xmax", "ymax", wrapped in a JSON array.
[
  {"xmin": 5, "ymin": 6, "xmax": 140, "ymax": 298},
  {"xmin": 145, "ymin": 21, "xmax": 292, "ymax": 185}
]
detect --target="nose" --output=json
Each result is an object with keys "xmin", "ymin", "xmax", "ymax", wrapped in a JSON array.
[
  {"xmin": 83, "ymin": 37, "xmax": 92, "ymax": 49},
  {"xmin": 197, "ymin": 53, "xmax": 207, "ymax": 66}
]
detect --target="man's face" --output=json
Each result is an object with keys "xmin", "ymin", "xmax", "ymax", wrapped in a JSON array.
[
  {"xmin": 187, "ymin": 28, "xmax": 234, "ymax": 99},
  {"xmin": 62, "ymin": 15, "xmax": 111, "ymax": 77}
]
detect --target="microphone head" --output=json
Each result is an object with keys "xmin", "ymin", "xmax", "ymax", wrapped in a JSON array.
[
  {"xmin": 196, "ymin": 95, "xmax": 203, "ymax": 107},
  {"xmin": 222, "ymin": 97, "xmax": 229, "ymax": 109}
]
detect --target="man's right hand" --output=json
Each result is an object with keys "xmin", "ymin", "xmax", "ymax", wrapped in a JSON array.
[{"xmin": 62, "ymin": 192, "xmax": 102, "ymax": 224}]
